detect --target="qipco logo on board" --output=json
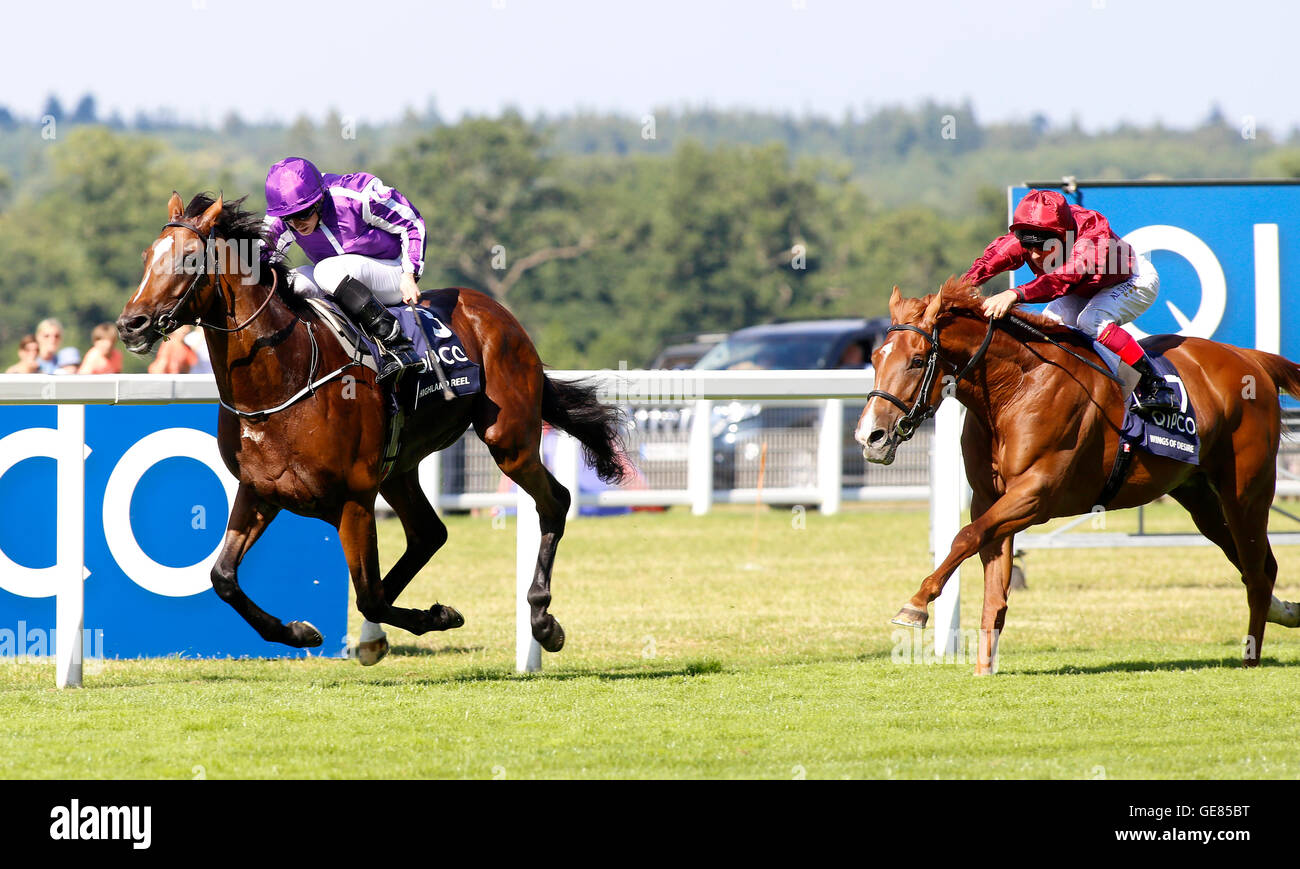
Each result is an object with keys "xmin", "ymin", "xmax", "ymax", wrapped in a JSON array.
[
  {"xmin": 0, "ymin": 404, "xmax": 346, "ymax": 659},
  {"xmin": 0, "ymin": 410, "xmax": 232, "ymax": 601}
]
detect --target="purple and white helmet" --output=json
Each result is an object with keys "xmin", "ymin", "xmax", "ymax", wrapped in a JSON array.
[{"xmin": 265, "ymin": 157, "xmax": 325, "ymax": 217}]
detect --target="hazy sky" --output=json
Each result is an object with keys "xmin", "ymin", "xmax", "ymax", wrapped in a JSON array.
[{"xmin": 4, "ymin": 0, "xmax": 1297, "ymax": 132}]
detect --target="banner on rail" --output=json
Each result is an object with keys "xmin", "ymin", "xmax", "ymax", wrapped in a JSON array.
[
  {"xmin": 0, "ymin": 404, "xmax": 349, "ymax": 658},
  {"xmin": 1010, "ymin": 182, "xmax": 1296, "ymax": 362}
]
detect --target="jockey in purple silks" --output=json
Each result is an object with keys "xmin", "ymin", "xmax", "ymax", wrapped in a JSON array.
[{"xmin": 264, "ymin": 156, "xmax": 427, "ymax": 386}]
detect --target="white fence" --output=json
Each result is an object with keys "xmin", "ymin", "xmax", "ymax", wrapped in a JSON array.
[
  {"xmin": 404, "ymin": 369, "xmax": 930, "ymax": 518},
  {"xmin": 3, "ymin": 371, "xmax": 1298, "ymax": 681}
]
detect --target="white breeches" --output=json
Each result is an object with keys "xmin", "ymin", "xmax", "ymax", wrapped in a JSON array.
[
  {"xmin": 1042, "ymin": 253, "xmax": 1159, "ymax": 338},
  {"xmin": 291, "ymin": 255, "xmax": 405, "ymax": 306}
]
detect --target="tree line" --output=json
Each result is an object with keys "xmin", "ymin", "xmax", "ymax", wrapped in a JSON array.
[{"xmin": 0, "ymin": 100, "xmax": 1293, "ymax": 369}]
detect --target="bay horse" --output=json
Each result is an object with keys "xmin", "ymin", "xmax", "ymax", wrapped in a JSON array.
[
  {"xmin": 857, "ymin": 276, "xmax": 1300, "ymax": 675},
  {"xmin": 117, "ymin": 192, "xmax": 627, "ymax": 661}
]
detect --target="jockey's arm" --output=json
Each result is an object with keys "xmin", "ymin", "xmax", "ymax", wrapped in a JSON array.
[
  {"xmin": 1013, "ymin": 234, "xmax": 1100, "ymax": 303},
  {"xmin": 357, "ymin": 176, "xmax": 427, "ymax": 294},
  {"xmin": 263, "ymin": 215, "xmax": 295, "ymax": 258},
  {"xmin": 965, "ymin": 233, "xmax": 1025, "ymax": 287}
]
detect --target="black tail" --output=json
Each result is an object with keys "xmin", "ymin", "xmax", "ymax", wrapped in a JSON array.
[{"xmin": 541, "ymin": 376, "xmax": 629, "ymax": 484}]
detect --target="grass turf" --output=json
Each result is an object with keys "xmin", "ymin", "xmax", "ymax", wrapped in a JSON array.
[{"xmin": 3, "ymin": 500, "xmax": 1300, "ymax": 779}]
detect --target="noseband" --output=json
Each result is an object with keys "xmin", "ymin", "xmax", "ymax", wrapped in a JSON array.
[
  {"xmin": 153, "ymin": 220, "xmax": 278, "ymax": 340},
  {"xmin": 865, "ymin": 318, "xmax": 996, "ymax": 442}
]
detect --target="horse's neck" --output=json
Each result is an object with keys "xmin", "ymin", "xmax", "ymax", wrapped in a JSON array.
[
  {"xmin": 946, "ymin": 317, "xmax": 1034, "ymax": 428},
  {"xmin": 205, "ymin": 271, "xmax": 307, "ymax": 407}
]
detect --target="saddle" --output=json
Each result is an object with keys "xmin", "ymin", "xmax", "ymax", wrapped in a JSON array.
[
  {"xmin": 1087, "ymin": 335, "xmax": 1200, "ymax": 506},
  {"xmin": 305, "ymin": 290, "xmax": 482, "ymax": 477}
]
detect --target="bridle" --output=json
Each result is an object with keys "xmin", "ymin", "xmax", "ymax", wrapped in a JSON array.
[
  {"xmin": 866, "ymin": 312, "xmax": 1122, "ymax": 444},
  {"xmin": 866, "ymin": 318, "xmax": 996, "ymax": 442},
  {"xmin": 153, "ymin": 220, "xmax": 278, "ymax": 340}
]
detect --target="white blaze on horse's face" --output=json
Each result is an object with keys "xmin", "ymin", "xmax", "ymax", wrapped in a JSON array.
[
  {"xmin": 855, "ymin": 338, "xmax": 893, "ymax": 447},
  {"xmin": 131, "ymin": 236, "xmax": 175, "ymax": 303}
]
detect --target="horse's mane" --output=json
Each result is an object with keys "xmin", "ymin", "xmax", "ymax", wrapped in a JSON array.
[
  {"xmin": 923, "ymin": 275, "xmax": 1096, "ymax": 348},
  {"xmin": 184, "ymin": 193, "xmax": 294, "ymax": 300}
]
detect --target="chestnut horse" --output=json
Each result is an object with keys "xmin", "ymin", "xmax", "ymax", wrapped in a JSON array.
[
  {"xmin": 858, "ymin": 276, "xmax": 1300, "ymax": 674},
  {"xmin": 117, "ymin": 193, "xmax": 627, "ymax": 661}
]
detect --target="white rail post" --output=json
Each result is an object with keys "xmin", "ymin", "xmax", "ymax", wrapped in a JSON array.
[
  {"xmin": 930, "ymin": 398, "xmax": 964, "ymax": 659},
  {"xmin": 515, "ymin": 487, "xmax": 543, "ymax": 673},
  {"xmin": 818, "ymin": 398, "xmax": 843, "ymax": 515},
  {"xmin": 418, "ymin": 450, "xmax": 442, "ymax": 512},
  {"xmin": 687, "ymin": 398, "xmax": 714, "ymax": 516},
  {"xmin": 56, "ymin": 405, "xmax": 86, "ymax": 689},
  {"xmin": 553, "ymin": 430, "xmax": 581, "ymax": 520}
]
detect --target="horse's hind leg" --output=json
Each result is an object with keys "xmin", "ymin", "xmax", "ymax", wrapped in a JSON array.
[
  {"xmin": 1212, "ymin": 465, "xmax": 1280, "ymax": 666},
  {"xmin": 1169, "ymin": 475, "xmax": 1241, "ymax": 570},
  {"xmin": 1171, "ymin": 475, "xmax": 1299, "ymax": 630},
  {"xmin": 501, "ymin": 452, "xmax": 570, "ymax": 652},
  {"xmin": 475, "ymin": 411, "xmax": 570, "ymax": 653},
  {"xmin": 353, "ymin": 469, "xmax": 464, "ymax": 665},
  {"xmin": 211, "ymin": 483, "xmax": 322, "ymax": 648}
]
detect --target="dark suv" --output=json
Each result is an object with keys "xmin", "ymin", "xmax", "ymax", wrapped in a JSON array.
[{"xmin": 693, "ymin": 318, "xmax": 890, "ymax": 493}]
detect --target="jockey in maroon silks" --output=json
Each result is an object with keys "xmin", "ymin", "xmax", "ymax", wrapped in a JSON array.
[
  {"xmin": 264, "ymin": 156, "xmax": 426, "ymax": 386},
  {"xmin": 967, "ymin": 189, "xmax": 1179, "ymax": 416}
]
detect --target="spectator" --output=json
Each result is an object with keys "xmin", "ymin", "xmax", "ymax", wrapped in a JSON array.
[
  {"xmin": 184, "ymin": 327, "xmax": 212, "ymax": 375},
  {"xmin": 148, "ymin": 325, "xmax": 198, "ymax": 374},
  {"xmin": 78, "ymin": 323, "xmax": 123, "ymax": 375},
  {"xmin": 5, "ymin": 334, "xmax": 39, "ymax": 373},
  {"xmin": 35, "ymin": 318, "xmax": 81, "ymax": 374}
]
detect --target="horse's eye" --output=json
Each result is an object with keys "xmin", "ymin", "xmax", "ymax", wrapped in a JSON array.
[{"xmin": 909, "ymin": 355, "xmax": 925, "ymax": 369}]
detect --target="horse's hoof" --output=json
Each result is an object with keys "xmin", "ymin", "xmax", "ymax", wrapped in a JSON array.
[
  {"xmin": 428, "ymin": 604, "xmax": 465, "ymax": 632},
  {"xmin": 536, "ymin": 618, "xmax": 565, "ymax": 653},
  {"xmin": 357, "ymin": 638, "xmax": 389, "ymax": 666},
  {"xmin": 288, "ymin": 620, "xmax": 323, "ymax": 648},
  {"xmin": 1267, "ymin": 596, "xmax": 1300, "ymax": 628},
  {"xmin": 891, "ymin": 605, "xmax": 928, "ymax": 629}
]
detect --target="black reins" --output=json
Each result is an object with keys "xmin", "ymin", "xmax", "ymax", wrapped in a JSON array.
[
  {"xmin": 1003, "ymin": 314, "xmax": 1121, "ymax": 383},
  {"xmin": 867, "ymin": 313, "xmax": 1120, "ymax": 444}
]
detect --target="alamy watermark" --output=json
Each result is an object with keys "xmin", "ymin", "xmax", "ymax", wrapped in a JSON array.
[
  {"xmin": 891, "ymin": 626, "xmax": 998, "ymax": 667},
  {"xmin": 600, "ymin": 361, "xmax": 704, "ymax": 405},
  {"xmin": 0, "ymin": 621, "xmax": 104, "ymax": 658}
]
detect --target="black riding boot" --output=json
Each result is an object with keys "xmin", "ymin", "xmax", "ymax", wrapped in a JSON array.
[
  {"xmin": 334, "ymin": 276, "xmax": 425, "ymax": 387},
  {"xmin": 1129, "ymin": 355, "xmax": 1180, "ymax": 418}
]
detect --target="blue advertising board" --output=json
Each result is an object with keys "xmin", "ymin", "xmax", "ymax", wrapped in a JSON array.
[
  {"xmin": 1009, "ymin": 182, "xmax": 1297, "ymax": 362},
  {"xmin": 0, "ymin": 403, "xmax": 349, "ymax": 658}
]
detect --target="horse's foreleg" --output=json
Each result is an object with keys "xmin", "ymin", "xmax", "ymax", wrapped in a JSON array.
[
  {"xmin": 337, "ymin": 499, "xmax": 453, "ymax": 638},
  {"xmin": 893, "ymin": 481, "xmax": 1044, "ymax": 630},
  {"xmin": 975, "ymin": 533, "xmax": 1014, "ymax": 676},
  {"xmin": 211, "ymin": 483, "xmax": 321, "ymax": 648}
]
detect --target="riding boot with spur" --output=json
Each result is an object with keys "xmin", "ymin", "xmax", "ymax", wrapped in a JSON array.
[
  {"xmin": 334, "ymin": 276, "xmax": 426, "ymax": 387},
  {"xmin": 1129, "ymin": 355, "xmax": 1180, "ymax": 418}
]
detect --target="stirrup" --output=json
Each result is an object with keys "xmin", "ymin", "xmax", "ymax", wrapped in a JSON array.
[
  {"xmin": 1131, "ymin": 382, "xmax": 1179, "ymax": 417},
  {"xmin": 376, "ymin": 341, "xmax": 425, "ymax": 387}
]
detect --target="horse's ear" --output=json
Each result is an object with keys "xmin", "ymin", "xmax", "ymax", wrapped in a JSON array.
[
  {"xmin": 168, "ymin": 191, "xmax": 184, "ymax": 222},
  {"xmin": 888, "ymin": 286, "xmax": 904, "ymax": 320},
  {"xmin": 919, "ymin": 287, "xmax": 945, "ymax": 330},
  {"xmin": 195, "ymin": 194, "xmax": 223, "ymax": 233}
]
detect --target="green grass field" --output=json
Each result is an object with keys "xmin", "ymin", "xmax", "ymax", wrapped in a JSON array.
[{"xmin": 4, "ymin": 499, "xmax": 1300, "ymax": 779}]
